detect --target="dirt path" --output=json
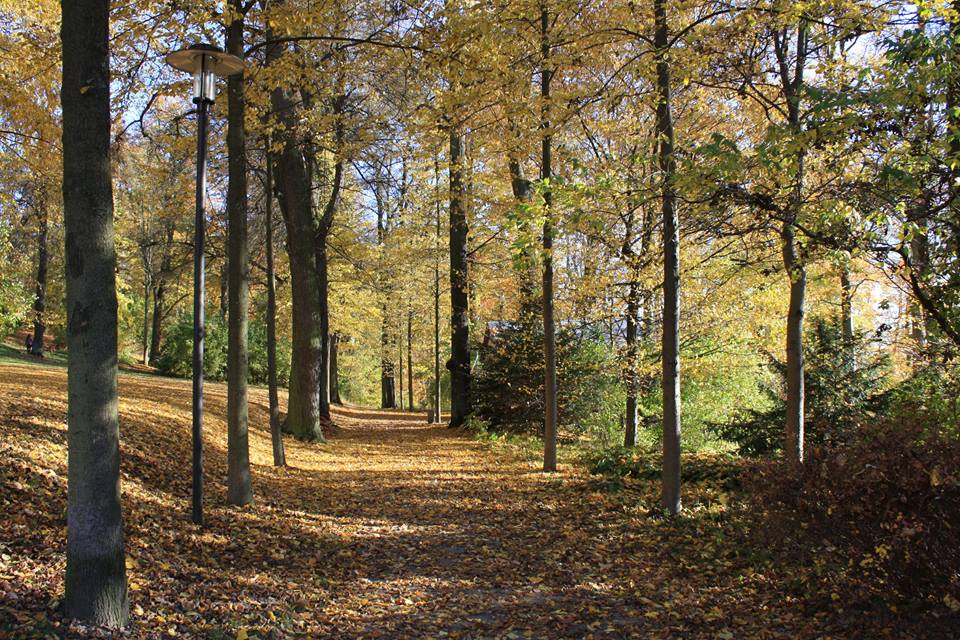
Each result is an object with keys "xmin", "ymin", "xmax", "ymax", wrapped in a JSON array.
[{"xmin": 1, "ymin": 361, "xmax": 854, "ymax": 638}]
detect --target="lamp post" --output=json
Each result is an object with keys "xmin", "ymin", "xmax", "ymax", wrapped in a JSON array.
[{"xmin": 165, "ymin": 43, "xmax": 243, "ymax": 525}]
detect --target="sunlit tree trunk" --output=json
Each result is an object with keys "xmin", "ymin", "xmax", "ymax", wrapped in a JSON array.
[
  {"xmin": 656, "ymin": 0, "xmax": 681, "ymax": 514},
  {"xmin": 541, "ymin": 3, "xmax": 558, "ymax": 472},
  {"xmin": 61, "ymin": 0, "xmax": 128, "ymax": 623}
]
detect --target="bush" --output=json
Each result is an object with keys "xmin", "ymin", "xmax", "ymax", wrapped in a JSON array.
[
  {"xmin": 711, "ymin": 317, "xmax": 889, "ymax": 456},
  {"xmin": 157, "ymin": 314, "xmax": 228, "ymax": 381},
  {"xmin": 472, "ymin": 319, "xmax": 622, "ymax": 438},
  {"xmin": 248, "ymin": 322, "xmax": 291, "ymax": 386},
  {"xmin": 745, "ymin": 420, "xmax": 960, "ymax": 608}
]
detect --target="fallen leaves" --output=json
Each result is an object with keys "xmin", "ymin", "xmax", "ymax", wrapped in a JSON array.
[{"xmin": 1, "ymin": 361, "xmax": 956, "ymax": 638}]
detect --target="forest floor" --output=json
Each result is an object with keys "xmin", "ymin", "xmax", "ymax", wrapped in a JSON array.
[{"xmin": 0, "ymin": 353, "xmax": 948, "ymax": 639}]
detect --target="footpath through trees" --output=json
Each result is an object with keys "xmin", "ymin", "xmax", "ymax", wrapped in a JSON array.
[{"xmin": 0, "ymin": 360, "xmax": 948, "ymax": 638}]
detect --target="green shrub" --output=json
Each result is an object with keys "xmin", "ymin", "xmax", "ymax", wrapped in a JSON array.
[
  {"xmin": 472, "ymin": 319, "xmax": 623, "ymax": 438},
  {"xmin": 711, "ymin": 317, "xmax": 890, "ymax": 456},
  {"xmin": 157, "ymin": 314, "xmax": 229, "ymax": 381},
  {"xmin": 247, "ymin": 322, "xmax": 291, "ymax": 386}
]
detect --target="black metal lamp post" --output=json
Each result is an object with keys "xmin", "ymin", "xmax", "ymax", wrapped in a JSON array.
[{"xmin": 164, "ymin": 43, "xmax": 243, "ymax": 525}]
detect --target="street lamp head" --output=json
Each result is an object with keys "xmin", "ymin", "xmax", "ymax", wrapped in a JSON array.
[{"xmin": 165, "ymin": 43, "xmax": 244, "ymax": 104}]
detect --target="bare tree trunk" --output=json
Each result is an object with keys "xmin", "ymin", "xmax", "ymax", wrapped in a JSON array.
[
  {"xmin": 541, "ymin": 4, "xmax": 559, "ymax": 472},
  {"xmin": 656, "ymin": 0, "xmax": 682, "ymax": 514},
  {"xmin": 60, "ymin": 0, "xmax": 128, "ymax": 623},
  {"xmin": 265, "ymin": 145, "xmax": 285, "ymax": 466},
  {"xmin": 31, "ymin": 186, "xmax": 48, "ymax": 356},
  {"xmin": 141, "ymin": 273, "xmax": 150, "ymax": 364},
  {"xmin": 399, "ymin": 325, "xmax": 405, "ymax": 410},
  {"xmin": 449, "ymin": 126, "xmax": 471, "ymax": 427},
  {"xmin": 776, "ymin": 23, "xmax": 809, "ymax": 465},
  {"xmin": 226, "ymin": 5, "xmax": 252, "ymax": 506}
]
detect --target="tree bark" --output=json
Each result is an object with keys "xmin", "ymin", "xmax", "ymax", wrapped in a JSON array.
[
  {"xmin": 541, "ymin": 4, "xmax": 559, "ymax": 472},
  {"xmin": 449, "ymin": 126, "xmax": 471, "ymax": 427},
  {"xmin": 656, "ymin": 0, "xmax": 682, "ymax": 514},
  {"xmin": 434, "ymin": 155, "xmax": 443, "ymax": 423},
  {"xmin": 407, "ymin": 308, "xmax": 414, "ymax": 410},
  {"xmin": 226, "ymin": 4, "xmax": 252, "ymax": 505},
  {"xmin": 268, "ymin": 35, "xmax": 325, "ymax": 442},
  {"xmin": 149, "ymin": 222, "xmax": 174, "ymax": 367},
  {"xmin": 265, "ymin": 144, "xmax": 285, "ymax": 466},
  {"xmin": 60, "ymin": 0, "xmax": 129, "ymax": 624},
  {"xmin": 31, "ymin": 185, "xmax": 48, "ymax": 356},
  {"xmin": 623, "ymin": 221, "xmax": 639, "ymax": 449},
  {"xmin": 840, "ymin": 266, "xmax": 854, "ymax": 348}
]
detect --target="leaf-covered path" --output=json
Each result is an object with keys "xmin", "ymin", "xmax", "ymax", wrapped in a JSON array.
[{"xmin": 0, "ymin": 359, "xmax": 910, "ymax": 638}]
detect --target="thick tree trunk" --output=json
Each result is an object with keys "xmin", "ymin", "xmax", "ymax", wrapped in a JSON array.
[
  {"xmin": 226, "ymin": 6, "xmax": 252, "ymax": 505},
  {"xmin": 449, "ymin": 126, "xmax": 471, "ymax": 427},
  {"xmin": 31, "ymin": 186, "xmax": 48, "ymax": 356},
  {"xmin": 541, "ymin": 5, "xmax": 558, "ymax": 472},
  {"xmin": 655, "ymin": 0, "xmax": 682, "ymax": 515},
  {"xmin": 269, "ymin": 47, "xmax": 324, "ymax": 440},
  {"xmin": 265, "ymin": 147, "xmax": 285, "ymax": 466},
  {"xmin": 60, "ymin": 0, "xmax": 128, "ymax": 624}
]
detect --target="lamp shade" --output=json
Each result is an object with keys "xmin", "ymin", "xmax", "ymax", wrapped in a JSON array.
[{"xmin": 165, "ymin": 43, "xmax": 244, "ymax": 78}]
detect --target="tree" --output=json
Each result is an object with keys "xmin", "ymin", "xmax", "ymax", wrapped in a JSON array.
[
  {"xmin": 226, "ymin": 0, "xmax": 253, "ymax": 505},
  {"xmin": 654, "ymin": 0, "xmax": 682, "ymax": 514},
  {"xmin": 60, "ymin": 0, "xmax": 128, "ymax": 624}
]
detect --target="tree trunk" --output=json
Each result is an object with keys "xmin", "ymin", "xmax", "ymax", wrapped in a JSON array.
[
  {"xmin": 31, "ymin": 186, "xmax": 48, "ymax": 356},
  {"xmin": 624, "ymin": 271, "xmax": 639, "ymax": 449},
  {"xmin": 782, "ymin": 221, "xmax": 806, "ymax": 463},
  {"xmin": 541, "ymin": 5, "xmax": 558, "ymax": 472},
  {"xmin": 329, "ymin": 333, "xmax": 341, "ymax": 405},
  {"xmin": 399, "ymin": 325, "xmax": 405, "ymax": 410},
  {"xmin": 141, "ymin": 272, "xmax": 150, "ymax": 364},
  {"xmin": 434, "ymin": 155, "xmax": 443, "ymax": 423},
  {"xmin": 777, "ymin": 23, "xmax": 808, "ymax": 465},
  {"xmin": 60, "ymin": 0, "xmax": 128, "ymax": 624},
  {"xmin": 449, "ymin": 126, "xmax": 471, "ymax": 427},
  {"xmin": 407, "ymin": 308, "xmax": 414, "ymax": 410},
  {"xmin": 840, "ymin": 268, "xmax": 853, "ymax": 342},
  {"xmin": 226, "ymin": 5, "xmax": 252, "ymax": 505},
  {"xmin": 149, "ymin": 222, "xmax": 174, "ymax": 367},
  {"xmin": 265, "ymin": 145, "xmax": 285, "ymax": 466},
  {"xmin": 268, "ymin": 36, "xmax": 324, "ymax": 441},
  {"xmin": 655, "ymin": 0, "xmax": 681, "ymax": 515}
]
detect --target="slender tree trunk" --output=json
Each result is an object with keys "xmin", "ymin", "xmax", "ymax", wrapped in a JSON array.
[
  {"xmin": 655, "ymin": 0, "xmax": 681, "ymax": 514},
  {"xmin": 434, "ymin": 155, "xmax": 443, "ymax": 423},
  {"xmin": 149, "ymin": 222, "xmax": 174, "ymax": 367},
  {"xmin": 399, "ymin": 326, "xmax": 405, "ymax": 410},
  {"xmin": 541, "ymin": 4, "xmax": 558, "ymax": 472},
  {"xmin": 316, "ymin": 235, "xmax": 331, "ymax": 418},
  {"xmin": 407, "ymin": 308, "xmax": 414, "ymax": 410},
  {"xmin": 329, "ymin": 333, "xmax": 341, "ymax": 404},
  {"xmin": 782, "ymin": 221, "xmax": 806, "ymax": 462},
  {"xmin": 449, "ymin": 126, "xmax": 471, "ymax": 427},
  {"xmin": 219, "ymin": 259, "xmax": 228, "ymax": 322},
  {"xmin": 31, "ymin": 187, "xmax": 48, "ymax": 356},
  {"xmin": 60, "ymin": 0, "xmax": 128, "ymax": 623},
  {"xmin": 265, "ymin": 145, "xmax": 285, "ymax": 466},
  {"xmin": 226, "ymin": 6, "xmax": 252, "ymax": 505},
  {"xmin": 840, "ymin": 269, "xmax": 853, "ymax": 342},
  {"xmin": 141, "ymin": 272, "xmax": 150, "ymax": 364},
  {"xmin": 777, "ymin": 23, "xmax": 808, "ymax": 465},
  {"xmin": 624, "ymin": 275, "xmax": 639, "ymax": 449}
]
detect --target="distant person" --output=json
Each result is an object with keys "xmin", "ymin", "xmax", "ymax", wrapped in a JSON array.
[{"xmin": 25, "ymin": 334, "xmax": 33, "ymax": 354}]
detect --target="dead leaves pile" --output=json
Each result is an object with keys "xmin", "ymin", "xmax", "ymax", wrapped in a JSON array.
[{"xmin": 0, "ymin": 361, "xmax": 949, "ymax": 638}]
